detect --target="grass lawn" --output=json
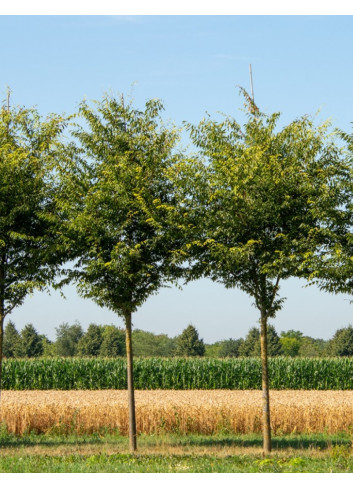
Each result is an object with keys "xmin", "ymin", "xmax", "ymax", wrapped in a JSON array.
[{"xmin": 1, "ymin": 430, "xmax": 353, "ymax": 472}]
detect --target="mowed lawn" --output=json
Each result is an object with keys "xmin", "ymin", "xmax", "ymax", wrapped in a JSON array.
[{"xmin": 1, "ymin": 431, "xmax": 353, "ymax": 472}]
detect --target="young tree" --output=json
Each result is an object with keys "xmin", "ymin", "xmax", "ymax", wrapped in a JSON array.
[
  {"xmin": 0, "ymin": 100, "xmax": 66, "ymax": 392},
  {"xmin": 175, "ymin": 325, "xmax": 205, "ymax": 356},
  {"xmin": 55, "ymin": 322, "xmax": 84, "ymax": 357},
  {"xmin": 175, "ymin": 91, "xmax": 349, "ymax": 455},
  {"xmin": 55, "ymin": 95, "xmax": 181, "ymax": 451}
]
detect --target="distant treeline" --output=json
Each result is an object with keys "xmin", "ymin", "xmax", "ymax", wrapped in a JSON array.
[{"xmin": 3, "ymin": 321, "xmax": 353, "ymax": 359}]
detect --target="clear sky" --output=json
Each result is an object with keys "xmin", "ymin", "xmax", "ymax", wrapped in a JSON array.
[{"xmin": 1, "ymin": 14, "xmax": 353, "ymax": 342}]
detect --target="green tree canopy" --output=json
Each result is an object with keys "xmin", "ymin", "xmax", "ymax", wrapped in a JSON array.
[
  {"xmin": 239, "ymin": 326, "xmax": 282, "ymax": 357},
  {"xmin": 326, "ymin": 326, "xmax": 353, "ymax": 356},
  {"xmin": 132, "ymin": 329, "xmax": 176, "ymax": 357},
  {"xmin": 99, "ymin": 325, "xmax": 126, "ymax": 357},
  {"xmin": 21, "ymin": 324, "xmax": 43, "ymax": 358},
  {"xmin": 175, "ymin": 325, "xmax": 205, "ymax": 357},
  {"xmin": 77, "ymin": 323, "xmax": 103, "ymax": 357},
  {"xmin": 55, "ymin": 322, "xmax": 84, "ymax": 357},
  {"xmin": 217, "ymin": 338, "xmax": 244, "ymax": 358},
  {"xmin": 3, "ymin": 320, "xmax": 22, "ymax": 358}
]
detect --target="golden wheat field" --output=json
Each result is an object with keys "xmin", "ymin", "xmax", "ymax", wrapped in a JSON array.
[{"xmin": 1, "ymin": 390, "xmax": 353, "ymax": 436}]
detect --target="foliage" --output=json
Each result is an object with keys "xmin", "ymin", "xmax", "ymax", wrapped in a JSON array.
[
  {"xmin": 0, "ymin": 103, "xmax": 66, "ymax": 321},
  {"xmin": 99, "ymin": 325, "xmax": 126, "ymax": 357},
  {"xmin": 175, "ymin": 325, "xmax": 205, "ymax": 357},
  {"xmin": 77, "ymin": 324, "xmax": 103, "ymax": 357},
  {"xmin": 326, "ymin": 326, "xmax": 353, "ymax": 356},
  {"xmin": 217, "ymin": 338, "xmax": 244, "ymax": 357},
  {"xmin": 4, "ymin": 356, "xmax": 353, "ymax": 390},
  {"xmin": 20, "ymin": 324, "xmax": 44, "ymax": 358},
  {"xmin": 299, "ymin": 336, "xmax": 328, "ymax": 357},
  {"xmin": 3, "ymin": 321, "xmax": 22, "ymax": 358},
  {"xmin": 280, "ymin": 337, "xmax": 301, "ymax": 357},
  {"xmin": 55, "ymin": 94, "xmax": 182, "ymax": 317},
  {"xmin": 238, "ymin": 326, "xmax": 282, "ymax": 357},
  {"xmin": 55, "ymin": 322, "xmax": 84, "ymax": 357},
  {"xmin": 132, "ymin": 329, "xmax": 176, "ymax": 357}
]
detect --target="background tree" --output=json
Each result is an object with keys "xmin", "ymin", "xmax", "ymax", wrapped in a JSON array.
[
  {"xmin": 239, "ymin": 326, "xmax": 282, "ymax": 357},
  {"xmin": 55, "ymin": 94, "xmax": 181, "ymax": 451},
  {"xmin": 280, "ymin": 330, "xmax": 303, "ymax": 357},
  {"xmin": 175, "ymin": 325, "xmax": 205, "ymax": 356},
  {"xmin": 175, "ymin": 91, "xmax": 349, "ymax": 454},
  {"xmin": 238, "ymin": 327, "xmax": 260, "ymax": 357},
  {"xmin": 325, "ymin": 326, "xmax": 353, "ymax": 356},
  {"xmin": 0, "ymin": 99, "xmax": 66, "ymax": 392},
  {"xmin": 132, "ymin": 329, "xmax": 176, "ymax": 357},
  {"xmin": 217, "ymin": 338, "xmax": 244, "ymax": 358},
  {"xmin": 99, "ymin": 325, "xmax": 126, "ymax": 357},
  {"xmin": 3, "ymin": 320, "xmax": 22, "ymax": 358},
  {"xmin": 77, "ymin": 323, "xmax": 104, "ymax": 357},
  {"xmin": 55, "ymin": 322, "xmax": 84, "ymax": 357},
  {"xmin": 21, "ymin": 324, "xmax": 43, "ymax": 358}
]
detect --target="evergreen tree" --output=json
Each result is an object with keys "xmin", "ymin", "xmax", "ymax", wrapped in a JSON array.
[
  {"xmin": 175, "ymin": 325, "xmax": 205, "ymax": 357},
  {"xmin": 21, "ymin": 324, "xmax": 43, "ymax": 358},
  {"xmin": 99, "ymin": 326, "xmax": 126, "ymax": 357},
  {"xmin": 77, "ymin": 324, "xmax": 103, "ymax": 356},
  {"xmin": 55, "ymin": 322, "xmax": 84, "ymax": 357},
  {"xmin": 239, "ymin": 326, "xmax": 282, "ymax": 357},
  {"xmin": 239, "ymin": 327, "xmax": 260, "ymax": 357},
  {"xmin": 3, "ymin": 320, "xmax": 22, "ymax": 358}
]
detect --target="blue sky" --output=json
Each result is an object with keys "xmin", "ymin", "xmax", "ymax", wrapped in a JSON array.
[{"xmin": 2, "ymin": 15, "xmax": 353, "ymax": 342}]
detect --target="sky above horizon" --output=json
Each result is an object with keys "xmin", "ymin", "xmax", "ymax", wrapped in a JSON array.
[{"xmin": 1, "ymin": 15, "xmax": 353, "ymax": 343}]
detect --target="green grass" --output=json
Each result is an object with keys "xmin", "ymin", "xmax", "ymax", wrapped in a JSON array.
[
  {"xmin": 1, "ymin": 431, "xmax": 353, "ymax": 472},
  {"xmin": 4, "ymin": 356, "xmax": 353, "ymax": 390}
]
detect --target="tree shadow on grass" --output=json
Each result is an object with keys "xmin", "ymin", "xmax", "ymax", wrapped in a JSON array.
[{"xmin": 167, "ymin": 435, "xmax": 351, "ymax": 451}]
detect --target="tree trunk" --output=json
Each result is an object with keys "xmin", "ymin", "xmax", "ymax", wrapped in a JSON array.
[
  {"xmin": 260, "ymin": 311, "xmax": 271, "ymax": 456},
  {"xmin": 124, "ymin": 310, "xmax": 137, "ymax": 452}
]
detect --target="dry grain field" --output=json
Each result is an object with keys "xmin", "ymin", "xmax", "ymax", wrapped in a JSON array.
[{"xmin": 1, "ymin": 390, "xmax": 353, "ymax": 436}]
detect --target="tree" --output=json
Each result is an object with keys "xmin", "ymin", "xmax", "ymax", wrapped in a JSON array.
[
  {"xmin": 77, "ymin": 323, "xmax": 103, "ymax": 356},
  {"xmin": 239, "ymin": 326, "xmax": 282, "ymax": 357},
  {"xmin": 175, "ymin": 91, "xmax": 348, "ymax": 454},
  {"xmin": 326, "ymin": 326, "xmax": 353, "ymax": 356},
  {"xmin": 299, "ymin": 336, "xmax": 327, "ymax": 357},
  {"xmin": 99, "ymin": 325, "xmax": 126, "ymax": 357},
  {"xmin": 55, "ymin": 95, "xmax": 181, "ymax": 451},
  {"xmin": 238, "ymin": 327, "xmax": 260, "ymax": 357},
  {"xmin": 175, "ymin": 325, "xmax": 205, "ymax": 356},
  {"xmin": 218, "ymin": 338, "xmax": 244, "ymax": 358},
  {"xmin": 55, "ymin": 322, "xmax": 84, "ymax": 357},
  {"xmin": 280, "ymin": 330, "xmax": 304, "ymax": 357},
  {"xmin": 132, "ymin": 329, "xmax": 176, "ymax": 357},
  {"xmin": 0, "ymin": 99, "xmax": 66, "ymax": 392},
  {"xmin": 3, "ymin": 320, "xmax": 22, "ymax": 358},
  {"xmin": 21, "ymin": 324, "xmax": 43, "ymax": 358}
]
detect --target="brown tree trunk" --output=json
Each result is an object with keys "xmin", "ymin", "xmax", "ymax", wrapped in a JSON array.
[
  {"xmin": 260, "ymin": 311, "xmax": 271, "ymax": 456},
  {"xmin": 124, "ymin": 310, "xmax": 137, "ymax": 452}
]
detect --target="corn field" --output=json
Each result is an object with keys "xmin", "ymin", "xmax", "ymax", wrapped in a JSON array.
[
  {"xmin": 3, "ymin": 357, "xmax": 353, "ymax": 390},
  {"xmin": 1, "ymin": 390, "xmax": 353, "ymax": 436}
]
